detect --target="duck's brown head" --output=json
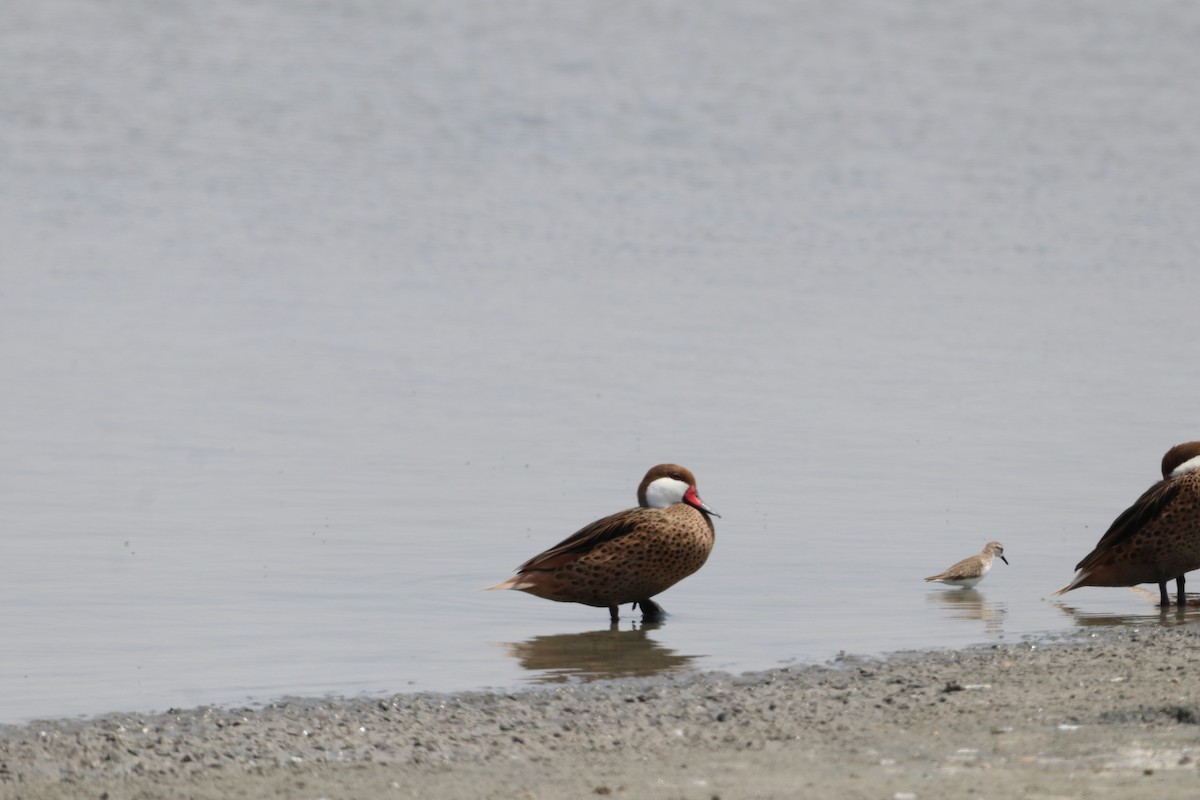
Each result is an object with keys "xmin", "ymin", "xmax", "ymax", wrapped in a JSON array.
[
  {"xmin": 1162, "ymin": 441, "xmax": 1200, "ymax": 480},
  {"xmin": 637, "ymin": 463, "xmax": 719, "ymax": 517}
]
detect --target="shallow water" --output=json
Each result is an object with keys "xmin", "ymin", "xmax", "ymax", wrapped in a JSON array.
[{"xmin": 4, "ymin": 0, "xmax": 1200, "ymax": 723}]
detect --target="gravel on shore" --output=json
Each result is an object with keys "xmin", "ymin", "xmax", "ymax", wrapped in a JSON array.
[{"xmin": 4, "ymin": 625, "xmax": 1200, "ymax": 799}]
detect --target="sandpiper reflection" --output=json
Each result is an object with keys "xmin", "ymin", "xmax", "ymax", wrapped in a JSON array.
[
  {"xmin": 926, "ymin": 588, "xmax": 1006, "ymax": 633},
  {"xmin": 1054, "ymin": 586, "xmax": 1200, "ymax": 628},
  {"xmin": 500, "ymin": 622, "xmax": 700, "ymax": 684}
]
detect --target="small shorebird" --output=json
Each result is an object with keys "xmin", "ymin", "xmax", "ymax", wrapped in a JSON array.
[
  {"xmin": 486, "ymin": 464, "xmax": 719, "ymax": 623},
  {"xmin": 1056, "ymin": 441, "xmax": 1200, "ymax": 607},
  {"xmin": 925, "ymin": 541, "xmax": 1008, "ymax": 588}
]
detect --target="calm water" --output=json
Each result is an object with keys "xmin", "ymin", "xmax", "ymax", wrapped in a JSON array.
[{"xmin": 4, "ymin": 0, "xmax": 1200, "ymax": 723}]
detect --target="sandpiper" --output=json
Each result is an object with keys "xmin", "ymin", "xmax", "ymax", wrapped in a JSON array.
[
  {"xmin": 925, "ymin": 541, "xmax": 1008, "ymax": 588},
  {"xmin": 1056, "ymin": 441, "xmax": 1200, "ymax": 607},
  {"xmin": 485, "ymin": 464, "xmax": 719, "ymax": 622}
]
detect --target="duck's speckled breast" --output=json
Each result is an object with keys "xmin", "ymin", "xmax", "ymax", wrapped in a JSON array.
[
  {"xmin": 1093, "ymin": 473, "xmax": 1200, "ymax": 585},
  {"xmin": 548, "ymin": 504, "xmax": 715, "ymax": 607}
]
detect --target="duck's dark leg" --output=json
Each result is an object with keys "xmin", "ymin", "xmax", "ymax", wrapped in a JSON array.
[
  {"xmin": 1159, "ymin": 580, "xmax": 1171, "ymax": 608},
  {"xmin": 634, "ymin": 598, "xmax": 666, "ymax": 621},
  {"xmin": 608, "ymin": 604, "xmax": 619, "ymax": 623},
  {"xmin": 1177, "ymin": 575, "xmax": 1187, "ymax": 607}
]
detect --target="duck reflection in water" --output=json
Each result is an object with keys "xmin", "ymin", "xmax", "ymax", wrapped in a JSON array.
[
  {"xmin": 1054, "ymin": 586, "xmax": 1200, "ymax": 628},
  {"xmin": 500, "ymin": 622, "xmax": 699, "ymax": 684},
  {"xmin": 927, "ymin": 589, "xmax": 1006, "ymax": 633}
]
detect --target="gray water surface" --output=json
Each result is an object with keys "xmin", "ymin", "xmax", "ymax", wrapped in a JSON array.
[{"xmin": 4, "ymin": 0, "xmax": 1200, "ymax": 723}]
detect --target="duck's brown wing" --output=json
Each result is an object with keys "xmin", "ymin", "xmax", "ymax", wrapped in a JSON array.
[
  {"xmin": 1075, "ymin": 478, "xmax": 1183, "ymax": 571},
  {"xmin": 517, "ymin": 507, "xmax": 656, "ymax": 572}
]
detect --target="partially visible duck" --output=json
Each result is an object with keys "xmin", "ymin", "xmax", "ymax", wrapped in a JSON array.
[{"xmin": 1057, "ymin": 441, "xmax": 1200, "ymax": 607}]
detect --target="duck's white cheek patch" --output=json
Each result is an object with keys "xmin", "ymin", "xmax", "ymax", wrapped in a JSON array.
[
  {"xmin": 1170, "ymin": 455, "xmax": 1200, "ymax": 478},
  {"xmin": 645, "ymin": 477, "xmax": 689, "ymax": 508}
]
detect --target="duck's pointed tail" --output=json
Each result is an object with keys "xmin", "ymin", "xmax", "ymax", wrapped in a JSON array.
[
  {"xmin": 482, "ymin": 576, "xmax": 533, "ymax": 591},
  {"xmin": 1054, "ymin": 569, "xmax": 1090, "ymax": 597}
]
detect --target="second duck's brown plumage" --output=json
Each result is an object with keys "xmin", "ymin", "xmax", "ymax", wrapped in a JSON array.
[
  {"xmin": 1057, "ymin": 441, "xmax": 1200, "ymax": 607},
  {"xmin": 486, "ymin": 464, "xmax": 718, "ymax": 622}
]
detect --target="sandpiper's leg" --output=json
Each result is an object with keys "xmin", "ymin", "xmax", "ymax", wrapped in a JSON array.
[
  {"xmin": 609, "ymin": 604, "xmax": 619, "ymax": 623},
  {"xmin": 1177, "ymin": 575, "xmax": 1187, "ymax": 607},
  {"xmin": 1158, "ymin": 580, "xmax": 1171, "ymax": 608},
  {"xmin": 635, "ymin": 598, "xmax": 665, "ymax": 621}
]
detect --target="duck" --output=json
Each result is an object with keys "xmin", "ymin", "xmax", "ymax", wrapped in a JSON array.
[
  {"xmin": 1056, "ymin": 441, "xmax": 1200, "ymax": 607},
  {"xmin": 486, "ymin": 464, "xmax": 718, "ymax": 622}
]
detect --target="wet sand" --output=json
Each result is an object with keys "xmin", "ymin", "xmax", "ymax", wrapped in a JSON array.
[{"xmin": 4, "ymin": 623, "xmax": 1200, "ymax": 799}]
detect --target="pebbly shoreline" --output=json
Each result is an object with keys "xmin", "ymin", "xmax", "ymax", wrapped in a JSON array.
[{"xmin": 3, "ymin": 624, "xmax": 1200, "ymax": 799}]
